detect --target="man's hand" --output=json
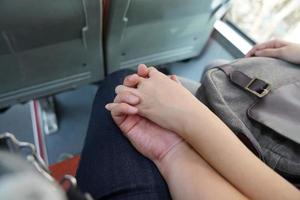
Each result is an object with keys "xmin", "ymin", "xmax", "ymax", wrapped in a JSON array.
[
  {"xmin": 245, "ymin": 39, "xmax": 300, "ymax": 64},
  {"xmin": 105, "ymin": 99, "xmax": 182, "ymax": 162},
  {"xmin": 105, "ymin": 70, "xmax": 183, "ymax": 162}
]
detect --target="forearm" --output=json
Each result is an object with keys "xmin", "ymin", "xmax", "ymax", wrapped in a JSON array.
[
  {"xmin": 155, "ymin": 142, "xmax": 247, "ymax": 200},
  {"xmin": 181, "ymin": 103, "xmax": 300, "ymax": 200}
]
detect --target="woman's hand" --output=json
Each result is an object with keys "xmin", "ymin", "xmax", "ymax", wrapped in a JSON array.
[
  {"xmin": 112, "ymin": 67, "xmax": 204, "ymax": 134},
  {"xmin": 245, "ymin": 39, "xmax": 300, "ymax": 64},
  {"xmin": 105, "ymin": 91, "xmax": 183, "ymax": 163}
]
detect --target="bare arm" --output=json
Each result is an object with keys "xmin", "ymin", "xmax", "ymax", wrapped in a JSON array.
[
  {"xmin": 115, "ymin": 65, "xmax": 300, "ymax": 200},
  {"xmin": 179, "ymin": 102, "xmax": 300, "ymax": 200},
  {"xmin": 156, "ymin": 142, "xmax": 248, "ymax": 200}
]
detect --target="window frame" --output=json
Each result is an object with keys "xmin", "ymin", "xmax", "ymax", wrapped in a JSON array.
[{"xmin": 212, "ymin": 19, "xmax": 255, "ymax": 58}]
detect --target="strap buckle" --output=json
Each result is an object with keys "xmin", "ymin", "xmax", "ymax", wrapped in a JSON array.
[{"xmin": 245, "ymin": 78, "xmax": 271, "ymax": 98}]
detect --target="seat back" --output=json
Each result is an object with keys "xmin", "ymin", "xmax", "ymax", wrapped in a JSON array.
[
  {"xmin": 105, "ymin": 0, "xmax": 230, "ymax": 73},
  {"xmin": 0, "ymin": 0, "xmax": 104, "ymax": 109}
]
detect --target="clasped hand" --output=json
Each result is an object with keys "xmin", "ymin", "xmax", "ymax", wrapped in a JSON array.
[{"xmin": 105, "ymin": 64, "xmax": 202, "ymax": 163}]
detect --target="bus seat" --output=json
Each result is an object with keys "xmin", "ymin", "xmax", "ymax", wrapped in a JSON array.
[
  {"xmin": 104, "ymin": 0, "xmax": 231, "ymax": 74},
  {"xmin": 178, "ymin": 77, "xmax": 201, "ymax": 96},
  {"xmin": 0, "ymin": 0, "xmax": 104, "ymax": 109}
]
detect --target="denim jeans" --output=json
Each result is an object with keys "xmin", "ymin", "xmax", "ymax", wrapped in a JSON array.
[{"xmin": 76, "ymin": 69, "xmax": 171, "ymax": 200}]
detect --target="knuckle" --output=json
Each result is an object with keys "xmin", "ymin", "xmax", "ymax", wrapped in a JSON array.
[
  {"xmin": 123, "ymin": 76, "xmax": 131, "ymax": 84},
  {"xmin": 118, "ymin": 94, "xmax": 126, "ymax": 102},
  {"xmin": 121, "ymin": 91, "xmax": 131, "ymax": 96},
  {"xmin": 125, "ymin": 75, "xmax": 131, "ymax": 80},
  {"xmin": 124, "ymin": 95, "xmax": 132, "ymax": 103},
  {"xmin": 119, "ymin": 93, "xmax": 131, "ymax": 103},
  {"xmin": 127, "ymin": 74, "xmax": 136, "ymax": 81},
  {"xmin": 131, "ymin": 73, "xmax": 138, "ymax": 79},
  {"xmin": 115, "ymin": 85, "xmax": 123, "ymax": 93}
]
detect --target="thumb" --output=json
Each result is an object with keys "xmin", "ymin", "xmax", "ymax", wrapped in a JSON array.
[{"xmin": 254, "ymin": 48, "xmax": 283, "ymax": 59}]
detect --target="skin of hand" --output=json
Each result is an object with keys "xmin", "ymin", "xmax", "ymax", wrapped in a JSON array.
[
  {"xmin": 109, "ymin": 64, "xmax": 300, "ymax": 200},
  {"xmin": 110, "ymin": 66, "xmax": 203, "ymax": 134},
  {"xmin": 245, "ymin": 39, "xmax": 300, "ymax": 64},
  {"xmin": 105, "ymin": 72, "xmax": 183, "ymax": 163}
]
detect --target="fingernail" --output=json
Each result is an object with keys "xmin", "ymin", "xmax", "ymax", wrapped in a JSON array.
[
  {"xmin": 129, "ymin": 74, "xmax": 137, "ymax": 81},
  {"xmin": 105, "ymin": 104, "xmax": 112, "ymax": 110}
]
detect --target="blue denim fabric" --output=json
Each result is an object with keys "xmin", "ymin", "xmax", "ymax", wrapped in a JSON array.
[{"xmin": 76, "ymin": 69, "xmax": 171, "ymax": 200}]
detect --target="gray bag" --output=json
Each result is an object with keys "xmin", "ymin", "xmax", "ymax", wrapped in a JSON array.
[{"xmin": 196, "ymin": 57, "xmax": 300, "ymax": 188}]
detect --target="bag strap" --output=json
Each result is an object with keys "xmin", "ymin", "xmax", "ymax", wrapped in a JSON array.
[{"xmin": 219, "ymin": 65, "xmax": 272, "ymax": 98}]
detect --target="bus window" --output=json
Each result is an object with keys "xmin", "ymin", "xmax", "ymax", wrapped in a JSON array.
[{"xmin": 225, "ymin": 0, "xmax": 300, "ymax": 43}]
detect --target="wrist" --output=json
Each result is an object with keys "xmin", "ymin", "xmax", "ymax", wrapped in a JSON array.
[
  {"xmin": 154, "ymin": 141, "xmax": 191, "ymax": 180},
  {"xmin": 179, "ymin": 100, "xmax": 209, "ymax": 137}
]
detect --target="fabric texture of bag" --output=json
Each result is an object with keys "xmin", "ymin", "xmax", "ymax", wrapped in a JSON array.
[{"xmin": 196, "ymin": 57, "xmax": 300, "ymax": 188}]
